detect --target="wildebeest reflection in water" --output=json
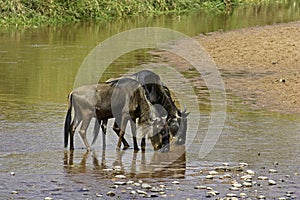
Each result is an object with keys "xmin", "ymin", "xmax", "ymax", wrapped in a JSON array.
[{"xmin": 63, "ymin": 145, "xmax": 186, "ymax": 178}]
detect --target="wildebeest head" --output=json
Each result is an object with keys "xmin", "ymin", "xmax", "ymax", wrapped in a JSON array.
[{"xmin": 136, "ymin": 104, "xmax": 168, "ymax": 151}]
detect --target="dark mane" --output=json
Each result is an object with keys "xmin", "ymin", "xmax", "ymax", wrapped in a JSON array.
[{"xmin": 155, "ymin": 84, "xmax": 180, "ymax": 118}]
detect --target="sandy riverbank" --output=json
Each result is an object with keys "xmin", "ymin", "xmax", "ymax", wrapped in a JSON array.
[
  {"xmin": 161, "ymin": 21, "xmax": 300, "ymax": 114},
  {"xmin": 197, "ymin": 21, "xmax": 300, "ymax": 114}
]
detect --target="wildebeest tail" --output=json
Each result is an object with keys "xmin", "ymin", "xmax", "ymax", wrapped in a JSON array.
[{"xmin": 64, "ymin": 93, "xmax": 73, "ymax": 148}]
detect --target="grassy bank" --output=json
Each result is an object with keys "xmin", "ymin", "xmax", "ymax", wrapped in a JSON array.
[{"xmin": 0, "ymin": 0, "xmax": 277, "ymax": 27}]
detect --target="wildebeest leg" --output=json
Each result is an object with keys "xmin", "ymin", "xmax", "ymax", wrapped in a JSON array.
[
  {"xmin": 79, "ymin": 117, "xmax": 92, "ymax": 151},
  {"xmin": 91, "ymin": 119, "xmax": 101, "ymax": 146},
  {"xmin": 70, "ymin": 120, "xmax": 78, "ymax": 151},
  {"xmin": 101, "ymin": 119, "xmax": 108, "ymax": 150},
  {"xmin": 141, "ymin": 138, "xmax": 146, "ymax": 152},
  {"xmin": 113, "ymin": 121, "xmax": 130, "ymax": 150},
  {"xmin": 130, "ymin": 120, "xmax": 139, "ymax": 151},
  {"xmin": 160, "ymin": 127, "xmax": 170, "ymax": 153},
  {"xmin": 116, "ymin": 117, "xmax": 129, "ymax": 151},
  {"xmin": 70, "ymin": 124, "xmax": 75, "ymax": 150}
]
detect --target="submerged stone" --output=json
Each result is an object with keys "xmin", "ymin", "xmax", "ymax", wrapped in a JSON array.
[
  {"xmin": 208, "ymin": 170, "xmax": 218, "ymax": 175},
  {"xmin": 106, "ymin": 191, "xmax": 115, "ymax": 197},
  {"xmin": 246, "ymin": 169, "xmax": 255, "ymax": 175},
  {"xmin": 258, "ymin": 176, "xmax": 269, "ymax": 180},
  {"xmin": 137, "ymin": 189, "xmax": 148, "ymax": 195},
  {"xmin": 142, "ymin": 183, "xmax": 152, "ymax": 189},
  {"xmin": 226, "ymin": 193, "xmax": 237, "ymax": 197},
  {"xmin": 114, "ymin": 181, "xmax": 126, "ymax": 185},
  {"xmin": 115, "ymin": 174, "xmax": 126, "ymax": 179},
  {"xmin": 229, "ymin": 187, "xmax": 240, "ymax": 191},
  {"xmin": 194, "ymin": 185, "xmax": 207, "ymax": 190},
  {"xmin": 268, "ymin": 180, "xmax": 277, "ymax": 185},
  {"xmin": 205, "ymin": 175, "xmax": 213, "ymax": 179},
  {"xmin": 206, "ymin": 191, "xmax": 217, "ymax": 197},
  {"xmin": 269, "ymin": 169, "xmax": 278, "ymax": 173}
]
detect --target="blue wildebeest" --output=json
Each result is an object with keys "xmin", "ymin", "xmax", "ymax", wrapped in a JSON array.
[
  {"xmin": 93, "ymin": 70, "xmax": 189, "ymax": 152},
  {"xmin": 64, "ymin": 78, "xmax": 167, "ymax": 151}
]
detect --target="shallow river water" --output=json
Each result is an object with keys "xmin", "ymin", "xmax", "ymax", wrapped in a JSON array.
[{"xmin": 1, "ymin": 1, "xmax": 300, "ymax": 199}]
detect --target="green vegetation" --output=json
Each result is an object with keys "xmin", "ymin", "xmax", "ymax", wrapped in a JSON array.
[{"xmin": 0, "ymin": 0, "xmax": 282, "ymax": 27}]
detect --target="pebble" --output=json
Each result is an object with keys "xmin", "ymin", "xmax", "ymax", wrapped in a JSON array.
[
  {"xmin": 258, "ymin": 176, "xmax": 269, "ymax": 180},
  {"xmin": 11, "ymin": 191, "xmax": 18, "ymax": 194},
  {"xmin": 229, "ymin": 187, "xmax": 240, "ymax": 191},
  {"xmin": 106, "ymin": 191, "xmax": 115, "ymax": 197},
  {"xmin": 239, "ymin": 162, "xmax": 249, "ymax": 167},
  {"xmin": 224, "ymin": 173, "xmax": 232, "ymax": 178},
  {"xmin": 246, "ymin": 169, "xmax": 255, "ymax": 175},
  {"xmin": 215, "ymin": 166, "xmax": 230, "ymax": 172},
  {"xmin": 10, "ymin": 171, "xmax": 15, "ymax": 176},
  {"xmin": 141, "ymin": 183, "xmax": 152, "ymax": 189},
  {"xmin": 257, "ymin": 195, "xmax": 266, "ymax": 199},
  {"xmin": 243, "ymin": 181, "xmax": 252, "ymax": 187},
  {"xmin": 223, "ymin": 162, "xmax": 229, "ymax": 166},
  {"xmin": 44, "ymin": 197, "xmax": 53, "ymax": 200},
  {"xmin": 95, "ymin": 193, "xmax": 103, "ymax": 197},
  {"xmin": 79, "ymin": 188, "xmax": 89, "ymax": 192},
  {"xmin": 241, "ymin": 174, "xmax": 252, "ymax": 181},
  {"xmin": 115, "ymin": 174, "xmax": 126, "ymax": 179},
  {"xmin": 206, "ymin": 187, "xmax": 213, "ymax": 191},
  {"xmin": 278, "ymin": 198, "xmax": 287, "ymax": 200},
  {"xmin": 268, "ymin": 180, "xmax": 277, "ymax": 185},
  {"xmin": 240, "ymin": 192, "xmax": 247, "ymax": 197},
  {"xmin": 136, "ymin": 190, "xmax": 148, "ymax": 195},
  {"xmin": 232, "ymin": 183, "xmax": 242, "ymax": 188},
  {"xmin": 205, "ymin": 175, "xmax": 213, "ymax": 179},
  {"xmin": 130, "ymin": 190, "xmax": 136, "ymax": 195},
  {"xmin": 114, "ymin": 181, "xmax": 126, "ymax": 185},
  {"xmin": 208, "ymin": 170, "xmax": 218, "ymax": 175},
  {"xmin": 206, "ymin": 191, "xmax": 217, "ymax": 197},
  {"xmin": 269, "ymin": 169, "xmax": 278, "ymax": 173},
  {"xmin": 226, "ymin": 193, "xmax": 237, "ymax": 197},
  {"xmin": 172, "ymin": 181, "xmax": 180, "ymax": 184},
  {"xmin": 133, "ymin": 182, "xmax": 141, "ymax": 187},
  {"xmin": 194, "ymin": 185, "xmax": 207, "ymax": 190},
  {"xmin": 127, "ymin": 180, "xmax": 134, "ymax": 185},
  {"xmin": 150, "ymin": 187, "xmax": 164, "ymax": 192}
]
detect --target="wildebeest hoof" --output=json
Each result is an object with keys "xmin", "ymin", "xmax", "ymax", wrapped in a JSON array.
[
  {"xmin": 123, "ymin": 146, "xmax": 130, "ymax": 150},
  {"xmin": 116, "ymin": 147, "xmax": 121, "ymax": 151}
]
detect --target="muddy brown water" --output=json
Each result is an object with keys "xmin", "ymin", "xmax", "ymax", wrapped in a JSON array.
[{"xmin": 1, "ymin": 1, "xmax": 300, "ymax": 199}]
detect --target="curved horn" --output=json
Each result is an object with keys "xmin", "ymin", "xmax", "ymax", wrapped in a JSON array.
[{"xmin": 182, "ymin": 104, "xmax": 187, "ymax": 113}]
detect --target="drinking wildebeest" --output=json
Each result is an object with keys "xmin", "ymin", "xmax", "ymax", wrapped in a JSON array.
[
  {"xmin": 64, "ymin": 78, "xmax": 167, "ymax": 151},
  {"xmin": 92, "ymin": 70, "xmax": 189, "ymax": 151}
]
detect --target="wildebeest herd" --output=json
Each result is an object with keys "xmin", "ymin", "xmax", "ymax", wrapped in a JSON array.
[{"xmin": 64, "ymin": 70, "xmax": 189, "ymax": 152}]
